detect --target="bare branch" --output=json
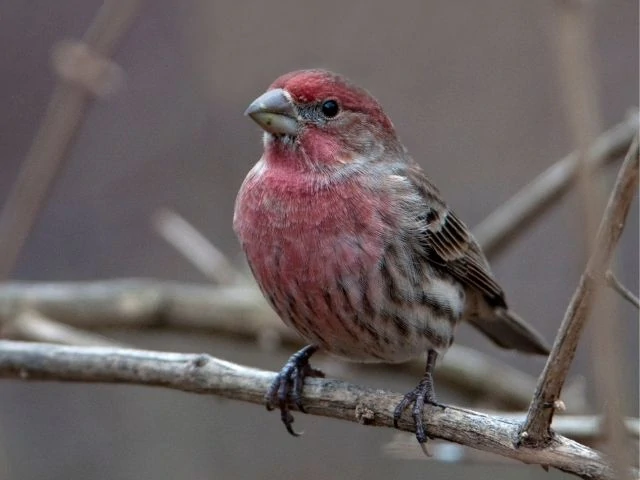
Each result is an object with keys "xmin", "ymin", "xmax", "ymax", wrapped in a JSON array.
[
  {"xmin": 152, "ymin": 208, "xmax": 242, "ymax": 284},
  {"xmin": 605, "ymin": 271, "xmax": 639, "ymax": 310},
  {"xmin": 384, "ymin": 414, "xmax": 640, "ymax": 462},
  {"xmin": 0, "ymin": 0, "xmax": 145, "ymax": 279},
  {"xmin": 1, "ymin": 310, "xmax": 124, "ymax": 347},
  {"xmin": 0, "ymin": 278, "xmax": 585, "ymax": 410},
  {"xmin": 521, "ymin": 137, "xmax": 639, "ymax": 444},
  {"xmin": 0, "ymin": 340, "xmax": 630, "ymax": 480},
  {"xmin": 388, "ymin": 414, "xmax": 639, "ymax": 464},
  {"xmin": 473, "ymin": 112, "xmax": 638, "ymax": 258}
]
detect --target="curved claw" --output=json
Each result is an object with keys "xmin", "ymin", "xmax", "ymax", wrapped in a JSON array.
[
  {"xmin": 419, "ymin": 441, "xmax": 432, "ymax": 457},
  {"xmin": 280, "ymin": 399, "xmax": 302, "ymax": 436}
]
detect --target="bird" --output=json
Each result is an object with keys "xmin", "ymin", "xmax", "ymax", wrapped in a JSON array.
[{"xmin": 233, "ymin": 69, "xmax": 550, "ymax": 447}]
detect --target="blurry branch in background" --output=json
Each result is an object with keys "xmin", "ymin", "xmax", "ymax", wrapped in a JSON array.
[
  {"xmin": 0, "ymin": 0, "xmax": 145, "ymax": 280},
  {"xmin": 152, "ymin": 209, "xmax": 242, "ymax": 285},
  {"xmin": 0, "ymin": 279, "xmax": 558, "ymax": 411},
  {"xmin": 1, "ymin": 310, "xmax": 125, "ymax": 348},
  {"xmin": 473, "ymin": 111, "xmax": 638, "ymax": 258},
  {"xmin": 605, "ymin": 270, "xmax": 639, "ymax": 310},
  {"xmin": 0, "ymin": 340, "xmax": 632, "ymax": 480},
  {"xmin": 520, "ymin": 137, "xmax": 639, "ymax": 446}
]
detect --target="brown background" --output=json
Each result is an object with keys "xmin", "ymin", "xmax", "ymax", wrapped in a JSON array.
[{"xmin": 0, "ymin": 1, "xmax": 637, "ymax": 479}]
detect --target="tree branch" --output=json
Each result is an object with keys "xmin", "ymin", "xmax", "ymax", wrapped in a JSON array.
[
  {"xmin": 520, "ymin": 136, "xmax": 639, "ymax": 444},
  {"xmin": 473, "ymin": 112, "xmax": 638, "ymax": 258},
  {"xmin": 1, "ymin": 310, "xmax": 124, "ymax": 347},
  {"xmin": 384, "ymin": 413, "xmax": 639, "ymax": 462},
  {"xmin": 0, "ymin": 340, "xmax": 630, "ymax": 480},
  {"xmin": 152, "ymin": 208, "xmax": 242, "ymax": 285}
]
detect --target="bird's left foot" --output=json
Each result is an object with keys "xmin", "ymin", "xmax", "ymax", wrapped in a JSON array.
[
  {"xmin": 265, "ymin": 345, "xmax": 324, "ymax": 436},
  {"xmin": 393, "ymin": 349, "xmax": 443, "ymax": 453},
  {"xmin": 393, "ymin": 375, "xmax": 443, "ymax": 450}
]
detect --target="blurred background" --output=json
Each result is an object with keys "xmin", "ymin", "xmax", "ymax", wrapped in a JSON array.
[{"xmin": 0, "ymin": 1, "xmax": 637, "ymax": 479}]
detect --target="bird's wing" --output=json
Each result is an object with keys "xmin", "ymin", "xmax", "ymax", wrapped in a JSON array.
[{"xmin": 405, "ymin": 164, "xmax": 507, "ymax": 308}]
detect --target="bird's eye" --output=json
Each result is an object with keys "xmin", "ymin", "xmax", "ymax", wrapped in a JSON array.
[{"xmin": 321, "ymin": 100, "xmax": 339, "ymax": 118}]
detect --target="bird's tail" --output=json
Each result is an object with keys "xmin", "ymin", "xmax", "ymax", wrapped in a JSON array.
[{"xmin": 467, "ymin": 308, "xmax": 550, "ymax": 356}]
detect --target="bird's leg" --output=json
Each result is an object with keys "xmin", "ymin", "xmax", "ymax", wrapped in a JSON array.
[
  {"xmin": 265, "ymin": 344, "xmax": 324, "ymax": 436},
  {"xmin": 393, "ymin": 349, "xmax": 443, "ymax": 449}
]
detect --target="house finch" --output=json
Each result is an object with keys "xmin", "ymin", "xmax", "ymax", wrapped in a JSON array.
[{"xmin": 233, "ymin": 69, "xmax": 549, "ymax": 447}]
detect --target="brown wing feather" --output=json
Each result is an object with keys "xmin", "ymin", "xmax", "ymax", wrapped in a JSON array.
[{"xmin": 406, "ymin": 165, "xmax": 506, "ymax": 307}]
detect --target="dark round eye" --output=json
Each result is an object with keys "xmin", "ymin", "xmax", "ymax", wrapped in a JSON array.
[{"xmin": 321, "ymin": 100, "xmax": 339, "ymax": 118}]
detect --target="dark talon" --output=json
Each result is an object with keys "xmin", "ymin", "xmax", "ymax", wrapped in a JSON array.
[
  {"xmin": 393, "ymin": 349, "xmax": 440, "ymax": 449},
  {"xmin": 265, "ymin": 345, "xmax": 322, "ymax": 437},
  {"xmin": 282, "ymin": 408, "xmax": 300, "ymax": 437}
]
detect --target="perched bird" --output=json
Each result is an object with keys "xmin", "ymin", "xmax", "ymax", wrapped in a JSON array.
[{"xmin": 233, "ymin": 69, "xmax": 550, "ymax": 447}]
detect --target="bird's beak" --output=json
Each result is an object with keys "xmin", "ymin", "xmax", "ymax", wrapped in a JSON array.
[{"xmin": 244, "ymin": 88, "xmax": 298, "ymax": 136}]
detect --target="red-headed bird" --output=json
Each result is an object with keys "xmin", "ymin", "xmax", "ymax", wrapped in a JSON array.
[{"xmin": 234, "ymin": 69, "xmax": 549, "ymax": 447}]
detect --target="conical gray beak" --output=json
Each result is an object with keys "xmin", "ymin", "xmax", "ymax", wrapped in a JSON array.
[{"xmin": 245, "ymin": 88, "xmax": 298, "ymax": 136}]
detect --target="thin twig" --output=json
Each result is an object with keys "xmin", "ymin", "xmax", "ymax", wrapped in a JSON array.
[
  {"xmin": 0, "ymin": 278, "xmax": 583, "ymax": 410},
  {"xmin": 473, "ymin": 112, "xmax": 638, "ymax": 258},
  {"xmin": 152, "ymin": 208, "xmax": 242, "ymax": 284},
  {"xmin": 605, "ymin": 271, "xmax": 639, "ymax": 309},
  {"xmin": 520, "ymin": 137, "xmax": 639, "ymax": 444},
  {"xmin": 0, "ymin": 340, "xmax": 630, "ymax": 480},
  {"xmin": 0, "ymin": 0, "xmax": 145, "ymax": 279}
]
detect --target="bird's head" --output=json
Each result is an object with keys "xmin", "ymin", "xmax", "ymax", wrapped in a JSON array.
[{"xmin": 245, "ymin": 69, "xmax": 401, "ymax": 169}]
